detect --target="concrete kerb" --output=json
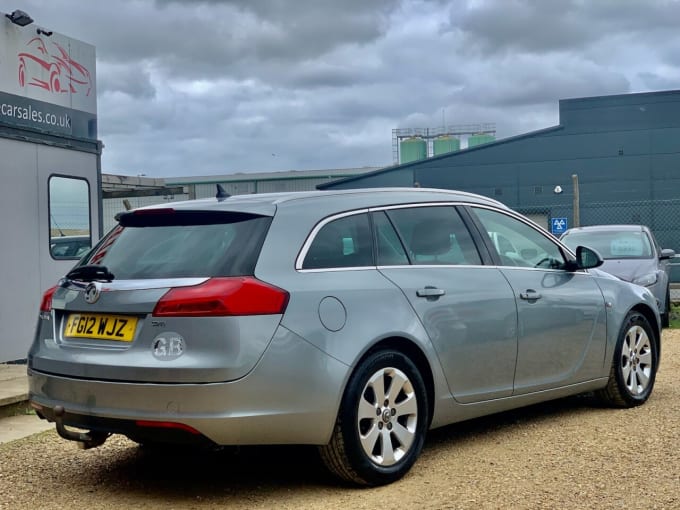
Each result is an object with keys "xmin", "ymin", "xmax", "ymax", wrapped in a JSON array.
[
  {"xmin": 0, "ymin": 363, "xmax": 28, "ymax": 408},
  {"xmin": 0, "ymin": 363, "xmax": 53, "ymax": 444}
]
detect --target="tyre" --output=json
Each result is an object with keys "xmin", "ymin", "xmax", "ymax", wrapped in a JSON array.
[
  {"xmin": 661, "ymin": 286, "xmax": 670, "ymax": 329},
  {"xmin": 319, "ymin": 350, "xmax": 429, "ymax": 486},
  {"xmin": 597, "ymin": 311, "xmax": 658, "ymax": 407}
]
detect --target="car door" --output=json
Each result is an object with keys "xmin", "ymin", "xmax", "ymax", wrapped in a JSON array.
[
  {"xmin": 468, "ymin": 206, "xmax": 607, "ymax": 395},
  {"xmin": 373, "ymin": 205, "xmax": 518, "ymax": 404}
]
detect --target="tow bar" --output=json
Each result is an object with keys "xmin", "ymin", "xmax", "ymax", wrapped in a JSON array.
[{"xmin": 53, "ymin": 405, "xmax": 110, "ymax": 449}]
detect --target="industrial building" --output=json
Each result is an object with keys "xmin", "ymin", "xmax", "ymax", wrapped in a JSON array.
[
  {"xmin": 320, "ymin": 89, "xmax": 680, "ymax": 254},
  {"xmin": 103, "ymin": 89, "xmax": 680, "ymax": 254},
  {"xmin": 101, "ymin": 88, "xmax": 680, "ymax": 253},
  {"xmin": 99, "ymin": 167, "xmax": 380, "ymax": 233}
]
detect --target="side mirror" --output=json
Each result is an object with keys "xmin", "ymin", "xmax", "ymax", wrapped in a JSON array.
[
  {"xmin": 660, "ymin": 248, "xmax": 675, "ymax": 260},
  {"xmin": 575, "ymin": 246, "xmax": 603, "ymax": 269}
]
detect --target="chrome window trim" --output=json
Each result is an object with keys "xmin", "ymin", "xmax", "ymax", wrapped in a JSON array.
[
  {"xmin": 377, "ymin": 263, "xmax": 489, "ymax": 270},
  {"xmin": 297, "ymin": 266, "xmax": 377, "ymax": 273},
  {"xmin": 377, "ymin": 264, "xmax": 575, "ymax": 272},
  {"xmin": 296, "ymin": 202, "xmax": 505, "ymax": 271},
  {"xmin": 295, "ymin": 202, "xmax": 480, "ymax": 271}
]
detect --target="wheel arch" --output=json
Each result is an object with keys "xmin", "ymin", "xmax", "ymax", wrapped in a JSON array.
[
  {"xmin": 360, "ymin": 336, "xmax": 435, "ymax": 427},
  {"xmin": 630, "ymin": 303, "xmax": 661, "ymax": 359}
]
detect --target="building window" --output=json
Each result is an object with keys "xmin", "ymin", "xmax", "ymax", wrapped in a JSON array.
[{"xmin": 49, "ymin": 175, "xmax": 91, "ymax": 259}]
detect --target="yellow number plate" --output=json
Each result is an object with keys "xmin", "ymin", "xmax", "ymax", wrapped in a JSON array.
[{"xmin": 64, "ymin": 313, "xmax": 138, "ymax": 342}]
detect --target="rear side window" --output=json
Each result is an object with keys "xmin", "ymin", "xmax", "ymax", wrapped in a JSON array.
[
  {"xmin": 84, "ymin": 211, "xmax": 272, "ymax": 279},
  {"xmin": 302, "ymin": 213, "xmax": 373, "ymax": 269},
  {"xmin": 386, "ymin": 206, "xmax": 481, "ymax": 265}
]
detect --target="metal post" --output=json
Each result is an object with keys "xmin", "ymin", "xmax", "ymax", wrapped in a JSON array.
[{"xmin": 572, "ymin": 174, "xmax": 580, "ymax": 227}]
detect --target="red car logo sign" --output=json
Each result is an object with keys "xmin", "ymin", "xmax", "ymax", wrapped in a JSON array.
[{"xmin": 18, "ymin": 37, "xmax": 92, "ymax": 96}]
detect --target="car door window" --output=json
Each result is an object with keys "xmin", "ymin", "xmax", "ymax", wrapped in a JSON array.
[
  {"xmin": 472, "ymin": 207, "xmax": 566, "ymax": 269},
  {"xmin": 386, "ymin": 206, "xmax": 481, "ymax": 265},
  {"xmin": 302, "ymin": 213, "xmax": 373, "ymax": 269}
]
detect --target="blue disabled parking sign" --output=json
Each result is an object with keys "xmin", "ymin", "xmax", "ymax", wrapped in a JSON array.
[{"xmin": 551, "ymin": 217, "xmax": 568, "ymax": 235}]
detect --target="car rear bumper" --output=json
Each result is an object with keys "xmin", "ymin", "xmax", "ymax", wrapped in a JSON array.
[{"xmin": 28, "ymin": 325, "xmax": 349, "ymax": 446}]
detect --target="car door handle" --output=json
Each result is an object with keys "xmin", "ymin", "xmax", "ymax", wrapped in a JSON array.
[
  {"xmin": 519, "ymin": 289, "xmax": 542, "ymax": 301},
  {"xmin": 417, "ymin": 287, "xmax": 446, "ymax": 298}
]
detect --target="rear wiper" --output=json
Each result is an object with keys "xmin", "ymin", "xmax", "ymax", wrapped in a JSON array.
[{"xmin": 66, "ymin": 265, "xmax": 115, "ymax": 282}]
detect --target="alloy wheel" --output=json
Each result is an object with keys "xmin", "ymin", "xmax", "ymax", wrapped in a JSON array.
[{"xmin": 356, "ymin": 367, "xmax": 419, "ymax": 466}]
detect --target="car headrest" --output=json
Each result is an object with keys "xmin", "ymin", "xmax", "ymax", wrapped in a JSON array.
[{"xmin": 410, "ymin": 221, "xmax": 452, "ymax": 256}]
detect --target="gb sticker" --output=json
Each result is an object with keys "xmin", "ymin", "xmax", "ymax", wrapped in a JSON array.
[{"xmin": 152, "ymin": 332, "xmax": 185, "ymax": 360}]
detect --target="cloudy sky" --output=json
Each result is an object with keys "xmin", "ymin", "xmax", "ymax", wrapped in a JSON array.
[{"xmin": 13, "ymin": 0, "xmax": 680, "ymax": 177}]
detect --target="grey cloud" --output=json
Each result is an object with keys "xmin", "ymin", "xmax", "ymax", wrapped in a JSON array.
[
  {"xmin": 13, "ymin": 0, "xmax": 680, "ymax": 177},
  {"xmin": 637, "ymin": 72, "xmax": 680, "ymax": 91},
  {"xmin": 97, "ymin": 64, "xmax": 157, "ymax": 99},
  {"xmin": 456, "ymin": 56, "xmax": 631, "ymax": 107},
  {"xmin": 284, "ymin": 63, "xmax": 363, "ymax": 89},
  {"xmin": 451, "ymin": 0, "xmax": 680, "ymax": 57},
  {"xmin": 22, "ymin": 0, "xmax": 393, "ymax": 80},
  {"xmin": 451, "ymin": 0, "xmax": 594, "ymax": 55}
]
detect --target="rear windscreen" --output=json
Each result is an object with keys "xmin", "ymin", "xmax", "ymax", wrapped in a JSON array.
[
  {"xmin": 561, "ymin": 231, "xmax": 653, "ymax": 259},
  {"xmin": 84, "ymin": 211, "xmax": 272, "ymax": 279}
]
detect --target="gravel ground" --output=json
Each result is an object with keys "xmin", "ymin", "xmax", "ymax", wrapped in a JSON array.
[{"xmin": 2, "ymin": 330, "xmax": 679, "ymax": 510}]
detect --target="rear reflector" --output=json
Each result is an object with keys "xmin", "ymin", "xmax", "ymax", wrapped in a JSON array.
[
  {"xmin": 152, "ymin": 277, "xmax": 289, "ymax": 317},
  {"xmin": 135, "ymin": 420, "xmax": 201, "ymax": 435},
  {"xmin": 40, "ymin": 286, "xmax": 58, "ymax": 313}
]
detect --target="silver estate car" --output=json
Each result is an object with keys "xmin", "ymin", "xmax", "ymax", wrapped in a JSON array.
[
  {"xmin": 560, "ymin": 225, "xmax": 675, "ymax": 328},
  {"xmin": 28, "ymin": 188, "xmax": 661, "ymax": 486}
]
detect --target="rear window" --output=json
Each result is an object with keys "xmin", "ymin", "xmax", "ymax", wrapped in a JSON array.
[{"xmin": 84, "ymin": 211, "xmax": 272, "ymax": 279}]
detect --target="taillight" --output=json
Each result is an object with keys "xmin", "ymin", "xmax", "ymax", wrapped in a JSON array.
[
  {"xmin": 152, "ymin": 277, "xmax": 289, "ymax": 317},
  {"xmin": 40, "ymin": 286, "xmax": 58, "ymax": 312}
]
